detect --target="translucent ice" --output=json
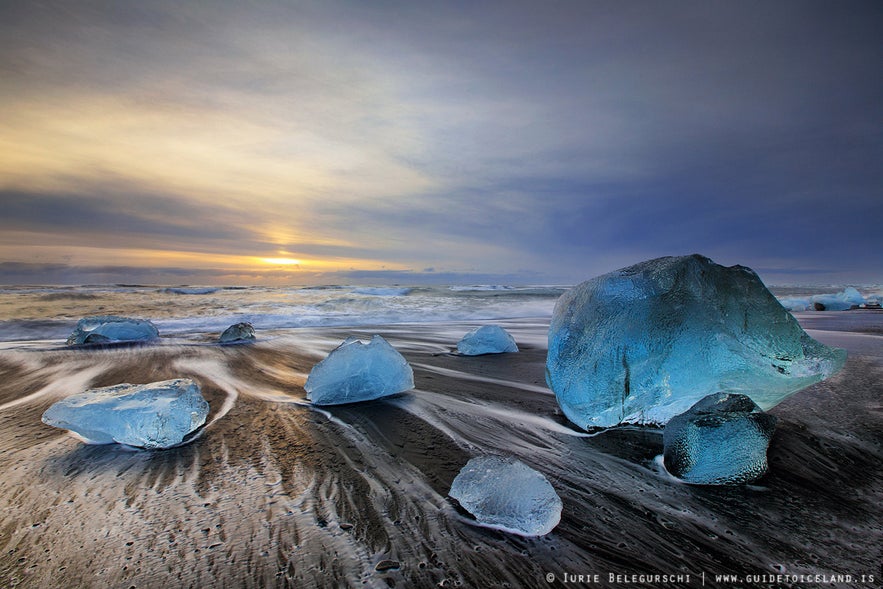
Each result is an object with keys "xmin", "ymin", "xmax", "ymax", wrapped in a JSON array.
[
  {"xmin": 67, "ymin": 315, "xmax": 159, "ymax": 346},
  {"xmin": 305, "ymin": 335, "xmax": 414, "ymax": 405},
  {"xmin": 663, "ymin": 392, "xmax": 777, "ymax": 485},
  {"xmin": 449, "ymin": 455, "xmax": 562, "ymax": 536},
  {"xmin": 41, "ymin": 378, "xmax": 209, "ymax": 449},
  {"xmin": 219, "ymin": 322, "xmax": 255, "ymax": 343},
  {"xmin": 546, "ymin": 254, "xmax": 846, "ymax": 429},
  {"xmin": 779, "ymin": 287, "xmax": 866, "ymax": 312},
  {"xmin": 456, "ymin": 325, "xmax": 519, "ymax": 355}
]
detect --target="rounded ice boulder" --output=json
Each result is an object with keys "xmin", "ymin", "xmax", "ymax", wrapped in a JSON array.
[
  {"xmin": 67, "ymin": 315, "xmax": 159, "ymax": 346},
  {"xmin": 546, "ymin": 254, "xmax": 846, "ymax": 429},
  {"xmin": 305, "ymin": 335, "xmax": 414, "ymax": 405},
  {"xmin": 219, "ymin": 322, "xmax": 256, "ymax": 343},
  {"xmin": 663, "ymin": 392, "xmax": 777, "ymax": 485},
  {"xmin": 449, "ymin": 455, "xmax": 562, "ymax": 536},
  {"xmin": 456, "ymin": 325, "xmax": 519, "ymax": 355},
  {"xmin": 41, "ymin": 378, "xmax": 209, "ymax": 449}
]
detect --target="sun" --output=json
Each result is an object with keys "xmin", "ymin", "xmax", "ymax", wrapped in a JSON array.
[{"xmin": 260, "ymin": 257, "xmax": 302, "ymax": 266}]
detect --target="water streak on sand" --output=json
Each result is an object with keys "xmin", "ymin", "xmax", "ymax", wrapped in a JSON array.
[
  {"xmin": 396, "ymin": 390, "xmax": 592, "ymax": 440},
  {"xmin": 0, "ymin": 361, "xmax": 107, "ymax": 412},
  {"xmin": 410, "ymin": 362, "xmax": 554, "ymax": 395},
  {"xmin": 170, "ymin": 356, "xmax": 241, "ymax": 434}
]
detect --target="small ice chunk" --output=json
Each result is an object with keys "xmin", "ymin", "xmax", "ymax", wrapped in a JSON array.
[
  {"xmin": 663, "ymin": 392, "xmax": 777, "ymax": 485},
  {"xmin": 305, "ymin": 335, "xmax": 414, "ymax": 405},
  {"xmin": 449, "ymin": 455, "xmax": 562, "ymax": 536},
  {"xmin": 219, "ymin": 322, "xmax": 255, "ymax": 343},
  {"xmin": 778, "ymin": 287, "xmax": 866, "ymax": 312},
  {"xmin": 546, "ymin": 254, "xmax": 846, "ymax": 429},
  {"xmin": 67, "ymin": 315, "xmax": 159, "ymax": 346},
  {"xmin": 456, "ymin": 325, "xmax": 519, "ymax": 355},
  {"xmin": 777, "ymin": 296, "xmax": 811, "ymax": 312},
  {"xmin": 41, "ymin": 378, "xmax": 209, "ymax": 449},
  {"xmin": 810, "ymin": 287, "xmax": 865, "ymax": 311}
]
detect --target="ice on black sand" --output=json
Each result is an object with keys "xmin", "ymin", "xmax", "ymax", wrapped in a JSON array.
[
  {"xmin": 449, "ymin": 455, "xmax": 562, "ymax": 536},
  {"xmin": 663, "ymin": 392, "xmax": 777, "ymax": 485},
  {"xmin": 305, "ymin": 335, "xmax": 414, "ymax": 405},
  {"xmin": 66, "ymin": 315, "xmax": 159, "ymax": 346},
  {"xmin": 546, "ymin": 254, "xmax": 846, "ymax": 430},
  {"xmin": 456, "ymin": 325, "xmax": 518, "ymax": 356},
  {"xmin": 42, "ymin": 378, "xmax": 209, "ymax": 449},
  {"xmin": 219, "ymin": 322, "xmax": 256, "ymax": 343}
]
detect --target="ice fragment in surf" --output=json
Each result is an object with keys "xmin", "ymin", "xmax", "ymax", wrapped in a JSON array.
[
  {"xmin": 304, "ymin": 335, "xmax": 414, "ymax": 405},
  {"xmin": 449, "ymin": 455, "xmax": 562, "ymax": 536},
  {"xmin": 66, "ymin": 315, "xmax": 159, "ymax": 346},
  {"xmin": 546, "ymin": 254, "xmax": 846, "ymax": 429},
  {"xmin": 219, "ymin": 322, "xmax": 255, "ymax": 343},
  {"xmin": 41, "ymin": 378, "xmax": 209, "ymax": 449},
  {"xmin": 456, "ymin": 325, "xmax": 519, "ymax": 355},
  {"xmin": 778, "ymin": 287, "xmax": 866, "ymax": 312},
  {"xmin": 663, "ymin": 392, "xmax": 777, "ymax": 485}
]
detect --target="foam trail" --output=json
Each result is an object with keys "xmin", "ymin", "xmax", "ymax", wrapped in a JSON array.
[
  {"xmin": 0, "ymin": 363, "xmax": 107, "ymax": 412},
  {"xmin": 411, "ymin": 362, "xmax": 554, "ymax": 395},
  {"xmin": 402, "ymin": 389, "xmax": 592, "ymax": 438},
  {"xmin": 172, "ymin": 357, "xmax": 239, "ymax": 430}
]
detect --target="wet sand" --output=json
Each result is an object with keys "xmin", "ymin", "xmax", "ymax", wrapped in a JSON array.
[{"xmin": 0, "ymin": 316, "xmax": 881, "ymax": 588}]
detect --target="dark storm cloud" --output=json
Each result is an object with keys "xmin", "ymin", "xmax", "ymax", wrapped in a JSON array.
[{"xmin": 296, "ymin": 0, "xmax": 883, "ymax": 281}]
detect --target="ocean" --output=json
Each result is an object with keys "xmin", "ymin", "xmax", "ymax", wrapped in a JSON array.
[
  {"xmin": 0, "ymin": 283, "xmax": 881, "ymax": 587},
  {"xmin": 0, "ymin": 284, "xmax": 566, "ymax": 345},
  {"xmin": 1, "ymin": 283, "xmax": 879, "ymax": 345}
]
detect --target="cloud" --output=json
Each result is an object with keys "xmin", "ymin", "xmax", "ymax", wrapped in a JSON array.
[
  {"xmin": 0, "ymin": 261, "xmax": 549, "ymax": 287},
  {"xmin": 754, "ymin": 267, "xmax": 835, "ymax": 276},
  {"xmin": 0, "ymin": 1, "xmax": 881, "ymax": 284},
  {"xmin": 0, "ymin": 189, "xmax": 253, "ymax": 245},
  {"xmin": 0, "ymin": 261, "xmax": 307, "ymax": 285}
]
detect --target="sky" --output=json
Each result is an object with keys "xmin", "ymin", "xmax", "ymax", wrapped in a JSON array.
[{"xmin": 1, "ymin": 0, "xmax": 881, "ymax": 286}]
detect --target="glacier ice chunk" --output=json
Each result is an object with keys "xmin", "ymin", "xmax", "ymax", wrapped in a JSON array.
[
  {"xmin": 219, "ymin": 322, "xmax": 255, "ymax": 343},
  {"xmin": 67, "ymin": 315, "xmax": 159, "ymax": 346},
  {"xmin": 305, "ymin": 335, "xmax": 414, "ymax": 405},
  {"xmin": 41, "ymin": 378, "xmax": 209, "ymax": 449},
  {"xmin": 456, "ymin": 325, "xmax": 519, "ymax": 355},
  {"xmin": 546, "ymin": 254, "xmax": 846, "ymax": 429},
  {"xmin": 809, "ymin": 287, "xmax": 865, "ymax": 311},
  {"xmin": 663, "ymin": 392, "xmax": 777, "ymax": 485},
  {"xmin": 449, "ymin": 455, "xmax": 562, "ymax": 536},
  {"xmin": 778, "ymin": 287, "xmax": 866, "ymax": 311}
]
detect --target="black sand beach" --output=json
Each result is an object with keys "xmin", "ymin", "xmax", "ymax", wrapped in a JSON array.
[{"xmin": 0, "ymin": 314, "xmax": 881, "ymax": 588}]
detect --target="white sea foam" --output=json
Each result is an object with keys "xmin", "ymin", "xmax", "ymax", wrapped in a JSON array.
[
  {"xmin": 0, "ymin": 362, "xmax": 109, "ymax": 412},
  {"xmin": 163, "ymin": 287, "xmax": 220, "ymax": 295},
  {"xmin": 5, "ymin": 283, "xmax": 876, "ymax": 344},
  {"xmin": 350, "ymin": 286, "xmax": 412, "ymax": 296},
  {"xmin": 0, "ymin": 285, "xmax": 562, "ymax": 342}
]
